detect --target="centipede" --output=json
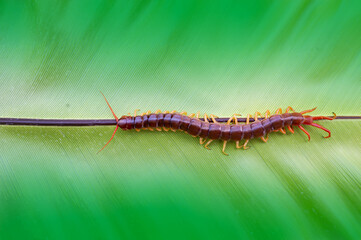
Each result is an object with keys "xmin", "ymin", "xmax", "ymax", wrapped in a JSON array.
[{"xmin": 99, "ymin": 93, "xmax": 336, "ymax": 155}]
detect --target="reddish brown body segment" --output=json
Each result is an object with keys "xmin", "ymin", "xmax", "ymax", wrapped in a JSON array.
[
  {"xmin": 98, "ymin": 92, "xmax": 335, "ymax": 155},
  {"xmin": 117, "ymin": 111, "xmax": 325, "ymax": 142}
]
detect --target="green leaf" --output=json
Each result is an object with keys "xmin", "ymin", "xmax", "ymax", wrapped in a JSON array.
[{"xmin": 1, "ymin": 1, "xmax": 360, "ymax": 239}]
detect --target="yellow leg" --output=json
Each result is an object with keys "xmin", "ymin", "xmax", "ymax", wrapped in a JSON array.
[
  {"xmin": 155, "ymin": 109, "xmax": 161, "ymax": 114},
  {"xmin": 199, "ymin": 114, "xmax": 210, "ymax": 144},
  {"xmin": 210, "ymin": 114, "xmax": 219, "ymax": 123},
  {"xmin": 188, "ymin": 113, "xmax": 195, "ymax": 118},
  {"xmin": 227, "ymin": 114, "xmax": 240, "ymax": 125},
  {"xmin": 204, "ymin": 113, "xmax": 209, "ymax": 123},
  {"xmin": 242, "ymin": 140, "xmax": 250, "ymax": 150},
  {"xmin": 146, "ymin": 110, "xmax": 151, "ymax": 115},
  {"xmin": 222, "ymin": 141, "xmax": 229, "ymax": 155},
  {"xmin": 162, "ymin": 110, "xmax": 170, "ymax": 131},
  {"xmin": 156, "ymin": 128, "xmax": 162, "ymax": 131},
  {"xmin": 285, "ymin": 106, "xmax": 295, "ymax": 113},
  {"xmin": 257, "ymin": 111, "xmax": 270, "ymax": 141},
  {"xmin": 134, "ymin": 109, "xmax": 140, "ymax": 116},
  {"xmin": 274, "ymin": 109, "xmax": 286, "ymax": 134},
  {"xmin": 226, "ymin": 117, "xmax": 233, "ymax": 125},
  {"xmin": 265, "ymin": 110, "xmax": 270, "ymax": 118},
  {"xmin": 236, "ymin": 140, "xmax": 250, "ymax": 149},
  {"xmin": 196, "ymin": 111, "xmax": 200, "ymax": 119},
  {"xmin": 204, "ymin": 140, "xmax": 213, "ymax": 150},
  {"xmin": 246, "ymin": 114, "xmax": 252, "ymax": 124},
  {"xmin": 254, "ymin": 112, "xmax": 262, "ymax": 121},
  {"xmin": 170, "ymin": 110, "xmax": 176, "ymax": 114},
  {"xmin": 133, "ymin": 109, "xmax": 141, "ymax": 132},
  {"xmin": 180, "ymin": 111, "xmax": 187, "ymax": 115}
]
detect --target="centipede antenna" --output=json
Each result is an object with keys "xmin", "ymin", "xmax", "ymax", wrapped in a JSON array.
[
  {"xmin": 300, "ymin": 107, "xmax": 317, "ymax": 115},
  {"xmin": 309, "ymin": 123, "xmax": 331, "ymax": 138},
  {"xmin": 100, "ymin": 91, "xmax": 118, "ymax": 121},
  {"xmin": 98, "ymin": 125, "xmax": 119, "ymax": 153},
  {"xmin": 98, "ymin": 91, "xmax": 120, "ymax": 153}
]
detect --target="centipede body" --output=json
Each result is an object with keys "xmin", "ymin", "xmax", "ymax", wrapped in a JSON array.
[{"xmin": 99, "ymin": 92, "xmax": 336, "ymax": 155}]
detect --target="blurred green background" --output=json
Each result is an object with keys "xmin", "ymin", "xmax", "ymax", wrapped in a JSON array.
[{"xmin": 0, "ymin": 0, "xmax": 360, "ymax": 239}]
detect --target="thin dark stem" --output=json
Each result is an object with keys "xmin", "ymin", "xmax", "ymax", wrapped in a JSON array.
[{"xmin": 0, "ymin": 116, "xmax": 359, "ymax": 126}]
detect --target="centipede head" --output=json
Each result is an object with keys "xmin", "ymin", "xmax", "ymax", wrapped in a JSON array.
[{"xmin": 98, "ymin": 92, "xmax": 119, "ymax": 153}]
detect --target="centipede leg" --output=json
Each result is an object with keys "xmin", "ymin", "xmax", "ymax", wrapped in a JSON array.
[
  {"xmin": 200, "ymin": 138, "xmax": 207, "ymax": 144},
  {"xmin": 166, "ymin": 110, "xmax": 176, "ymax": 133},
  {"xmin": 242, "ymin": 140, "xmax": 250, "ymax": 150},
  {"xmin": 275, "ymin": 108, "xmax": 282, "ymax": 114},
  {"xmin": 210, "ymin": 114, "xmax": 219, "ymax": 123},
  {"xmin": 300, "ymin": 107, "xmax": 317, "ymax": 114},
  {"xmin": 188, "ymin": 113, "xmax": 195, "ymax": 118},
  {"xmin": 309, "ymin": 123, "xmax": 331, "ymax": 138},
  {"xmin": 312, "ymin": 112, "xmax": 336, "ymax": 121},
  {"xmin": 200, "ymin": 114, "xmax": 210, "ymax": 144},
  {"xmin": 155, "ymin": 109, "xmax": 163, "ymax": 131},
  {"xmin": 204, "ymin": 140, "xmax": 213, "ymax": 150},
  {"xmin": 285, "ymin": 106, "xmax": 295, "ymax": 113},
  {"xmin": 236, "ymin": 141, "xmax": 241, "ymax": 149},
  {"xmin": 246, "ymin": 114, "xmax": 251, "ymax": 124},
  {"xmin": 298, "ymin": 125, "xmax": 311, "ymax": 141},
  {"xmin": 222, "ymin": 141, "xmax": 229, "ymax": 156},
  {"xmin": 180, "ymin": 111, "xmax": 187, "ymax": 115},
  {"xmin": 133, "ymin": 109, "xmax": 141, "ymax": 132},
  {"xmin": 262, "ymin": 111, "xmax": 270, "ymax": 141},
  {"xmin": 227, "ymin": 114, "xmax": 241, "ymax": 125},
  {"xmin": 254, "ymin": 112, "xmax": 262, "ymax": 121},
  {"xmin": 287, "ymin": 125, "xmax": 294, "ymax": 134},
  {"xmin": 161, "ymin": 111, "xmax": 170, "ymax": 131},
  {"xmin": 226, "ymin": 116, "xmax": 233, "ymax": 125}
]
